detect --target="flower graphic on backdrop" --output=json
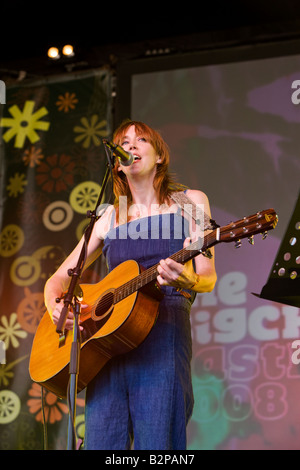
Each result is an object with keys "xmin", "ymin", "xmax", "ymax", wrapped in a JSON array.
[
  {"xmin": 0, "ymin": 101, "xmax": 50, "ymax": 148},
  {"xmin": 73, "ymin": 115, "xmax": 108, "ymax": 148},
  {"xmin": 56, "ymin": 92, "xmax": 78, "ymax": 112},
  {"xmin": 0, "ymin": 313, "xmax": 27, "ymax": 350},
  {"xmin": 0, "ymin": 364, "xmax": 14, "ymax": 388},
  {"xmin": 36, "ymin": 153, "xmax": 75, "ymax": 192},
  {"xmin": 69, "ymin": 181, "xmax": 101, "ymax": 214},
  {"xmin": 0, "ymin": 390, "xmax": 21, "ymax": 425},
  {"xmin": 27, "ymin": 383, "xmax": 69, "ymax": 424},
  {"xmin": 27, "ymin": 383, "xmax": 85, "ymax": 424},
  {"xmin": 0, "ymin": 224, "xmax": 24, "ymax": 257},
  {"xmin": 6, "ymin": 173, "xmax": 27, "ymax": 197},
  {"xmin": 16, "ymin": 288, "xmax": 47, "ymax": 334},
  {"xmin": 0, "ymin": 355, "xmax": 28, "ymax": 388},
  {"xmin": 22, "ymin": 146, "xmax": 44, "ymax": 167}
]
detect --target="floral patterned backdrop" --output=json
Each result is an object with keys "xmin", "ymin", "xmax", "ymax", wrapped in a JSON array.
[{"xmin": 0, "ymin": 70, "xmax": 112, "ymax": 449}]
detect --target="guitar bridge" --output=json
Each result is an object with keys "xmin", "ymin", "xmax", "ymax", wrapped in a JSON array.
[{"xmin": 58, "ymin": 333, "xmax": 66, "ymax": 348}]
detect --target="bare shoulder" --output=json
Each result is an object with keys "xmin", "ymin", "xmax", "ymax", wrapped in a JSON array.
[{"xmin": 185, "ymin": 189, "xmax": 210, "ymax": 206}]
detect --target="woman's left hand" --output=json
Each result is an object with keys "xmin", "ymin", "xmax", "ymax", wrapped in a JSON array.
[{"xmin": 157, "ymin": 237, "xmax": 198, "ymax": 290}]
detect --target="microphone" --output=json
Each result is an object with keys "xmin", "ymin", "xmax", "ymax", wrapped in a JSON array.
[{"xmin": 103, "ymin": 139, "xmax": 134, "ymax": 166}]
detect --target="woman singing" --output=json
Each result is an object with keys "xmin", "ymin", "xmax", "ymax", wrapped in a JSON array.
[{"xmin": 45, "ymin": 120, "xmax": 217, "ymax": 450}]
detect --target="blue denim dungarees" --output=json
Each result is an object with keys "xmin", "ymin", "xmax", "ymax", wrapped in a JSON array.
[{"xmin": 84, "ymin": 211, "xmax": 196, "ymax": 450}]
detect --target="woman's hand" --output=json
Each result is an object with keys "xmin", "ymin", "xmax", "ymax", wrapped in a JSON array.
[
  {"xmin": 50, "ymin": 300, "xmax": 89, "ymax": 331},
  {"xmin": 51, "ymin": 301, "xmax": 76, "ymax": 330},
  {"xmin": 157, "ymin": 237, "xmax": 198, "ymax": 290}
]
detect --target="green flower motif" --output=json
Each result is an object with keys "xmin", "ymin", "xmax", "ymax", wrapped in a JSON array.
[
  {"xmin": 73, "ymin": 115, "xmax": 108, "ymax": 148},
  {"xmin": 6, "ymin": 173, "xmax": 27, "ymax": 197},
  {"xmin": 0, "ymin": 313, "xmax": 27, "ymax": 349},
  {"xmin": 0, "ymin": 101, "xmax": 50, "ymax": 148}
]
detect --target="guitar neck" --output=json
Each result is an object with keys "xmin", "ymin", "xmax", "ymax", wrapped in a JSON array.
[
  {"xmin": 169, "ymin": 230, "xmax": 218, "ymax": 264},
  {"xmin": 114, "ymin": 230, "xmax": 218, "ymax": 302},
  {"xmin": 110, "ymin": 208, "xmax": 278, "ymax": 304}
]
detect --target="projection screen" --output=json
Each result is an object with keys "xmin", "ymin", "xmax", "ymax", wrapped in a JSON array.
[{"xmin": 117, "ymin": 45, "xmax": 300, "ymax": 449}]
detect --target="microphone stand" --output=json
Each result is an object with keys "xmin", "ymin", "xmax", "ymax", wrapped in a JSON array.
[{"xmin": 56, "ymin": 144, "xmax": 115, "ymax": 450}]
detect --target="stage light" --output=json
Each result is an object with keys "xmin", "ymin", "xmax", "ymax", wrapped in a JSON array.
[
  {"xmin": 47, "ymin": 44, "xmax": 75, "ymax": 63},
  {"xmin": 62, "ymin": 45, "xmax": 74, "ymax": 57},
  {"xmin": 48, "ymin": 47, "xmax": 60, "ymax": 59}
]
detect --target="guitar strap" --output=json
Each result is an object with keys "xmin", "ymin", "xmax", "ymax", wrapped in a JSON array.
[{"xmin": 170, "ymin": 191, "xmax": 219, "ymax": 231}]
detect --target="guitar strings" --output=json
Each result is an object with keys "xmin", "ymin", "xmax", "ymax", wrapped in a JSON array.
[
  {"xmin": 82, "ymin": 210, "xmax": 274, "ymax": 317},
  {"xmin": 114, "ymin": 233, "xmax": 215, "ymax": 303}
]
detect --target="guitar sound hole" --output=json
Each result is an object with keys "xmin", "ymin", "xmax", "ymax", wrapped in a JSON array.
[
  {"xmin": 81, "ymin": 290, "xmax": 115, "ymax": 341},
  {"xmin": 93, "ymin": 290, "xmax": 114, "ymax": 320}
]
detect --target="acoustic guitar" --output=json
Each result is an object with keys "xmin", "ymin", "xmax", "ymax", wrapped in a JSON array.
[{"xmin": 29, "ymin": 209, "xmax": 278, "ymax": 398}]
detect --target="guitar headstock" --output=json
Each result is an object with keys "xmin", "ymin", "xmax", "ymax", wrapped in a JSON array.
[{"xmin": 219, "ymin": 209, "xmax": 278, "ymax": 246}]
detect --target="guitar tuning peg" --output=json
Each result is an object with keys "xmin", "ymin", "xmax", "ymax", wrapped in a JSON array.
[
  {"xmin": 262, "ymin": 231, "xmax": 268, "ymax": 240},
  {"xmin": 248, "ymin": 235, "xmax": 254, "ymax": 245},
  {"xmin": 235, "ymin": 239, "xmax": 242, "ymax": 248}
]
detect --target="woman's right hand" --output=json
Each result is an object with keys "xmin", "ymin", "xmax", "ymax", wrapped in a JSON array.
[
  {"xmin": 49, "ymin": 298, "xmax": 89, "ymax": 331},
  {"xmin": 51, "ymin": 300, "xmax": 78, "ymax": 331}
]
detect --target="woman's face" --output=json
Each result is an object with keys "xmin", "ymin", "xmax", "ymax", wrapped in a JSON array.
[{"xmin": 118, "ymin": 125, "xmax": 162, "ymax": 178}]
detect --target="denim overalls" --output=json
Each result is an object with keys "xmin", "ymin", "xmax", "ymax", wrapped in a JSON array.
[{"xmin": 84, "ymin": 210, "xmax": 196, "ymax": 450}]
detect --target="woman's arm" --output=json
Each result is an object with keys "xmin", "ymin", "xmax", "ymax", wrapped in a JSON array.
[
  {"xmin": 157, "ymin": 189, "xmax": 217, "ymax": 293},
  {"xmin": 44, "ymin": 207, "xmax": 113, "ymax": 328}
]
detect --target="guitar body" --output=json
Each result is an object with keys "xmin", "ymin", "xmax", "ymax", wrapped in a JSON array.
[{"xmin": 29, "ymin": 260, "xmax": 161, "ymax": 398}]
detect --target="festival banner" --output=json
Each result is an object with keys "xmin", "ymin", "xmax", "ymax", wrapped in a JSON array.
[{"xmin": 0, "ymin": 70, "xmax": 112, "ymax": 450}]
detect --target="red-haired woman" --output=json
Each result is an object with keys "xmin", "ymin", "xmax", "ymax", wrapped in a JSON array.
[{"xmin": 45, "ymin": 120, "xmax": 217, "ymax": 450}]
